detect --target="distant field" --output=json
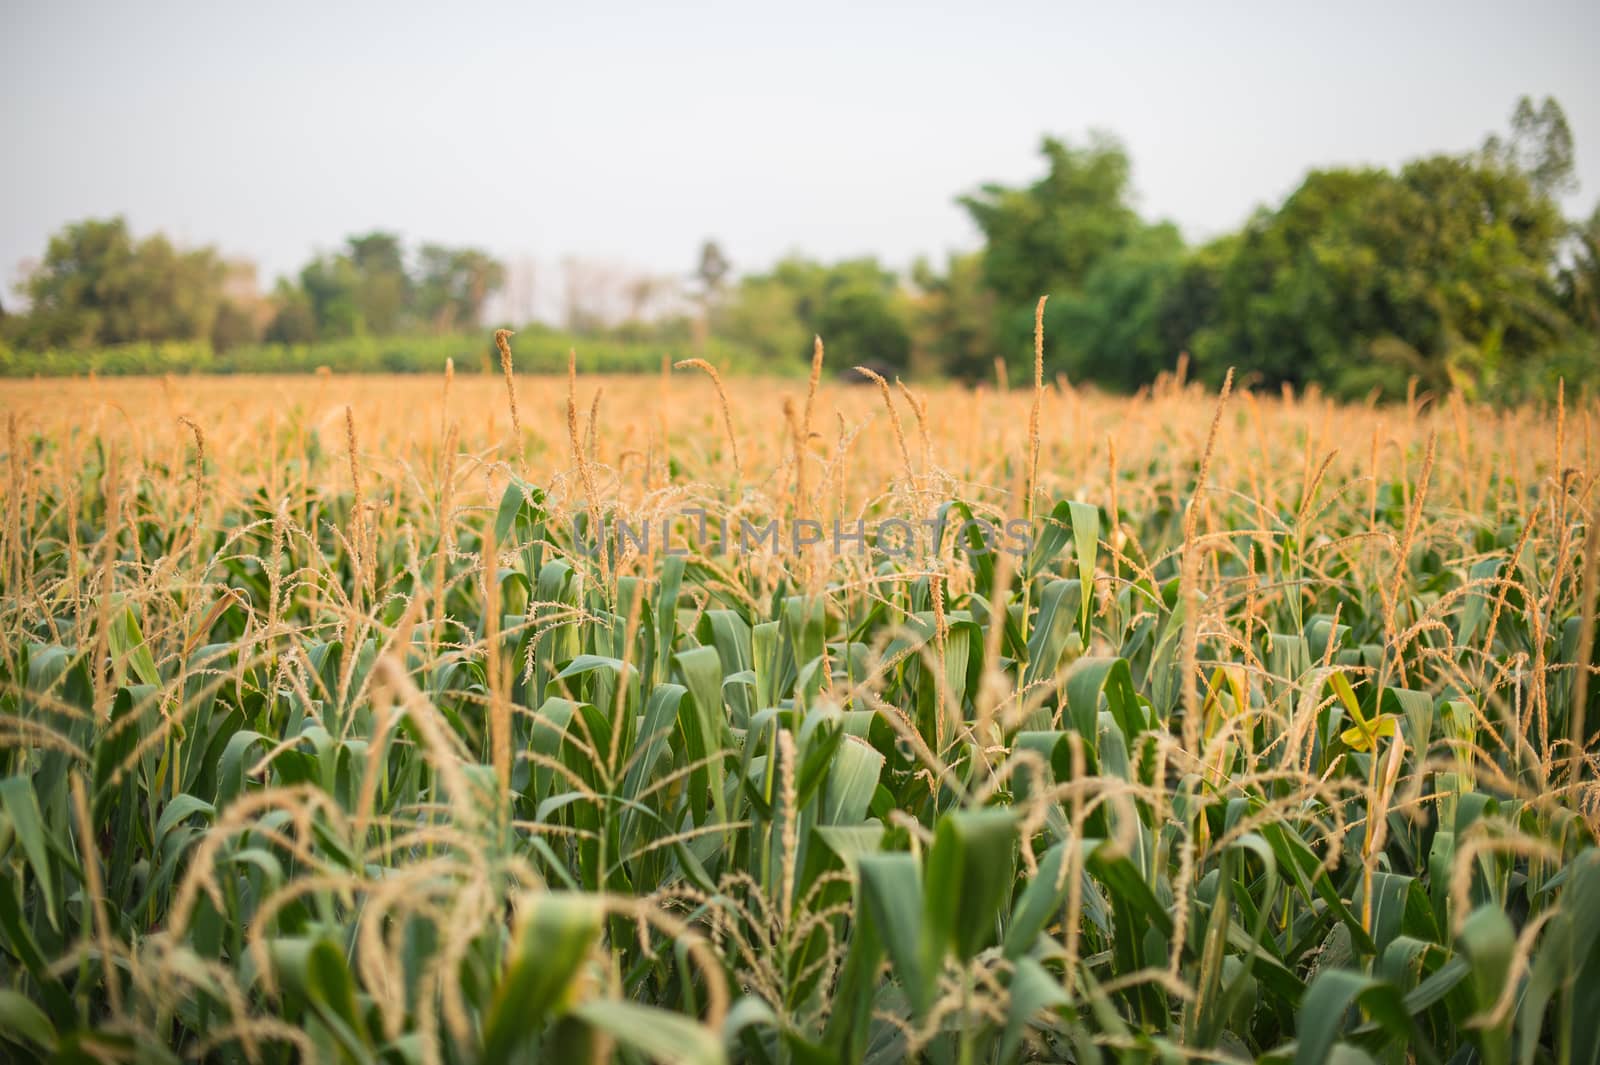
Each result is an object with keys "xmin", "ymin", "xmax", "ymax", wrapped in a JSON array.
[{"xmin": 1, "ymin": 362, "xmax": 1596, "ymax": 1063}]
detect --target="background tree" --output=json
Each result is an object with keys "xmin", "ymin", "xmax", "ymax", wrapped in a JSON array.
[
  {"xmin": 622, "ymin": 272, "xmax": 672, "ymax": 323},
  {"xmin": 344, "ymin": 231, "xmax": 411, "ymax": 335},
  {"xmin": 296, "ymin": 253, "xmax": 362, "ymax": 339},
  {"xmin": 286, "ymin": 232, "xmax": 416, "ymax": 338},
  {"xmin": 264, "ymin": 279, "xmax": 318, "ymax": 344},
  {"xmin": 715, "ymin": 272, "xmax": 807, "ymax": 364},
  {"xmin": 415, "ymin": 245, "xmax": 506, "ymax": 333},
  {"xmin": 910, "ymin": 252, "xmax": 997, "ymax": 379},
  {"xmin": 721, "ymin": 256, "xmax": 912, "ymax": 371},
  {"xmin": 960, "ymin": 133, "xmax": 1142, "ymax": 304},
  {"xmin": 690, "ymin": 240, "xmax": 732, "ymax": 353},
  {"xmin": 1055, "ymin": 222, "xmax": 1189, "ymax": 390},
  {"xmin": 1192, "ymin": 151, "xmax": 1567, "ymax": 397},
  {"xmin": 958, "ymin": 133, "xmax": 1160, "ymax": 372},
  {"xmin": 12, "ymin": 217, "xmax": 225, "ymax": 349},
  {"xmin": 1485, "ymin": 95, "xmax": 1576, "ymax": 197},
  {"xmin": 1561, "ymin": 204, "xmax": 1600, "ymax": 335},
  {"xmin": 3, "ymin": 96, "xmax": 1591, "ymax": 400},
  {"xmin": 209, "ymin": 301, "xmax": 259, "ymax": 351},
  {"xmin": 695, "ymin": 240, "xmax": 731, "ymax": 299}
]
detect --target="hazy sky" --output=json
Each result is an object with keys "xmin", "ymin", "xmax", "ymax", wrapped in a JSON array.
[{"xmin": 3, "ymin": 0, "xmax": 1597, "ymax": 309}]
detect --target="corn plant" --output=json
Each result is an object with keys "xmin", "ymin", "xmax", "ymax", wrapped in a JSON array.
[{"xmin": 0, "ymin": 344, "xmax": 1596, "ymax": 1064}]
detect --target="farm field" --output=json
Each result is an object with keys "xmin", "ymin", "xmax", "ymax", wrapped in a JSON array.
[{"xmin": 1, "ymin": 352, "xmax": 1597, "ymax": 1064}]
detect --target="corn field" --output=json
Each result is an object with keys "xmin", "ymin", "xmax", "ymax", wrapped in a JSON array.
[{"xmin": 1, "ymin": 339, "xmax": 1597, "ymax": 1065}]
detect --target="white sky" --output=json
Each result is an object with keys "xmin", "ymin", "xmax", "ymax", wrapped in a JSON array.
[{"xmin": 3, "ymin": 0, "xmax": 1597, "ymax": 313}]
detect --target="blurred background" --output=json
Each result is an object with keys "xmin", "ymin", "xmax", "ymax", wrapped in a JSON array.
[{"xmin": 2, "ymin": 0, "xmax": 1597, "ymax": 399}]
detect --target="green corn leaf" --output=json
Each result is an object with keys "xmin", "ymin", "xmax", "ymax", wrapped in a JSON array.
[
  {"xmin": 1023, "ymin": 579, "xmax": 1082, "ymax": 700},
  {"xmin": 0, "ymin": 777, "xmax": 55, "ymax": 930},
  {"xmin": 568, "ymin": 998, "xmax": 724, "ymax": 1065},
  {"xmin": 1293, "ymin": 970, "xmax": 1425, "ymax": 1065},
  {"xmin": 820, "ymin": 736, "xmax": 883, "ymax": 826},
  {"xmin": 481, "ymin": 893, "xmax": 604, "ymax": 1065},
  {"xmin": 1001, "ymin": 956, "xmax": 1071, "ymax": 1063},
  {"xmin": 924, "ymin": 808, "xmax": 1017, "ymax": 963},
  {"xmin": 1063, "ymin": 657, "xmax": 1144, "ymax": 751},
  {"xmin": 858, "ymin": 852, "xmax": 930, "ymax": 1016},
  {"xmin": 108, "ymin": 604, "xmax": 161, "ymax": 689},
  {"xmin": 1457, "ymin": 905, "xmax": 1515, "ymax": 1065},
  {"xmin": 674, "ymin": 646, "xmax": 732, "ymax": 829},
  {"xmin": 0, "ymin": 989, "xmax": 55, "ymax": 1052},
  {"xmin": 1003, "ymin": 839, "xmax": 1070, "ymax": 959}
]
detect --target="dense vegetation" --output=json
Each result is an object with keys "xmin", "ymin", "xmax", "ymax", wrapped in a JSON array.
[
  {"xmin": 0, "ymin": 329, "xmax": 775, "ymax": 379},
  {"xmin": 1, "ymin": 343, "xmax": 1596, "ymax": 1062},
  {"xmin": 4, "ymin": 98, "xmax": 1595, "ymax": 400}
]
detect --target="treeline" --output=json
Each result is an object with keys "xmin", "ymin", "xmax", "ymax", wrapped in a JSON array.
[
  {"xmin": 4, "ymin": 96, "xmax": 1596, "ymax": 399},
  {"xmin": 707, "ymin": 96, "xmax": 1598, "ymax": 401},
  {"xmin": 1, "ymin": 223, "xmax": 505, "ymax": 353}
]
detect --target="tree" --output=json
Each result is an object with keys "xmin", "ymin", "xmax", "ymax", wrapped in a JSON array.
[
  {"xmin": 1485, "ymin": 95, "xmax": 1576, "ymax": 197},
  {"xmin": 960, "ymin": 134, "xmax": 1144, "ymax": 306},
  {"xmin": 716, "ymin": 274, "xmax": 808, "ymax": 363},
  {"xmin": 16, "ymin": 218, "xmax": 137, "ymax": 347},
  {"xmin": 622, "ymin": 273, "xmax": 673, "ymax": 323},
  {"xmin": 275, "ymin": 236, "xmax": 505, "ymax": 339},
  {"xmin": 909, "ymin": 253, "xmax": 996, "ymax": 379},
  {"xmin": 1192, "ymin": 152, "xmax": 1568, "ymax": 398},
  {"xmin": 209, "ymin": 301, "xmax": 259, "ymax": 352},
  {"xmin": 264, "ymin": 279, "xmax": 318, "ymax": 344},
  {"xmin": 297, "ymin": 253, "xmax": 362, "ymax": 338},
  {"xmin": 13, "ymin": 217, "xmax": 225, "ymax": 349},
  {"xmin": 416, "ymin": 245, "xmax": 506, "ymax": 333},
  {"xmin": 1056, "ymin": 223, "xmax": 1190, "ymax": 390},
  {"xmin": 720, "ymin": 256, "xmax": 912, "ymax": 371},
  {"xmin": 958, "ymin": 133, "xmax": 1150, "ymax": 370},
  {"xmin": 690, "ymin": 240, "xmax": 732, "ymax": 354},
  {"xmin": 344, "ymin": 231, "xmax": 411, "ymax": 335},
  {"xmin": 288, "ymin": 232, "xmax": 415, "ymax": 338},
  {"xmin": 1561, "ymin": 204, "xmax": 1600, "ymax": 335},
  {"xmin": 695, "ymin": 240, "xmax": 731, "ymax": 298}
]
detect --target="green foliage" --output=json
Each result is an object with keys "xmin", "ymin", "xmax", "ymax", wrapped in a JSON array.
[
  {"xmin": 1562, "ymin": 204, "xmax": 1600, "ymax": 335},
  {"xmin": 959, "ymin": 133, "xmax": 1174, "ymax": 372},
  {"xmin": 262, "ymin": 279, "xmax": 317, "ymax": 345},
  {"xmin": 719, "ymin": 257, "xmax": 913, "ymax": 371},
  {"xmin": 294, "ymin": 247, "xmax": 366, "ymax": 339},
  {"xmin": 947, "ymin": 99, "xmax": 1596, "ymax": 401},
  {"xmin": 960, "ymin": 133, "xmax": 1145, "ymax": 309},
  {"xmin": 910, "ymin": 252, "xmax": 998, "ymax": 380},
  {"xmin": 276, "ymin": 231, "xmax": 503, "ymax": 342},
  {"xmin": 1054, "ymin": 223, "xmax": 1190, "ymax": 390},
  {"xmin": 1191, "ymin": 154, "xmax": 1570, "ymax": 399},
  {"xmin": 3, "ymin": 221, "xmax": 508, "ymax": 356},
  {"xmin": 10, "ymin": 217, "xmax": 228, "ymax": 351},
  {"xmin": 0, "ymin": 330, "xmax": 777, "ymax": 377},
  {"xmin": 416, "ymin": 245, "xmax": 506, "ymax": 334}
]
